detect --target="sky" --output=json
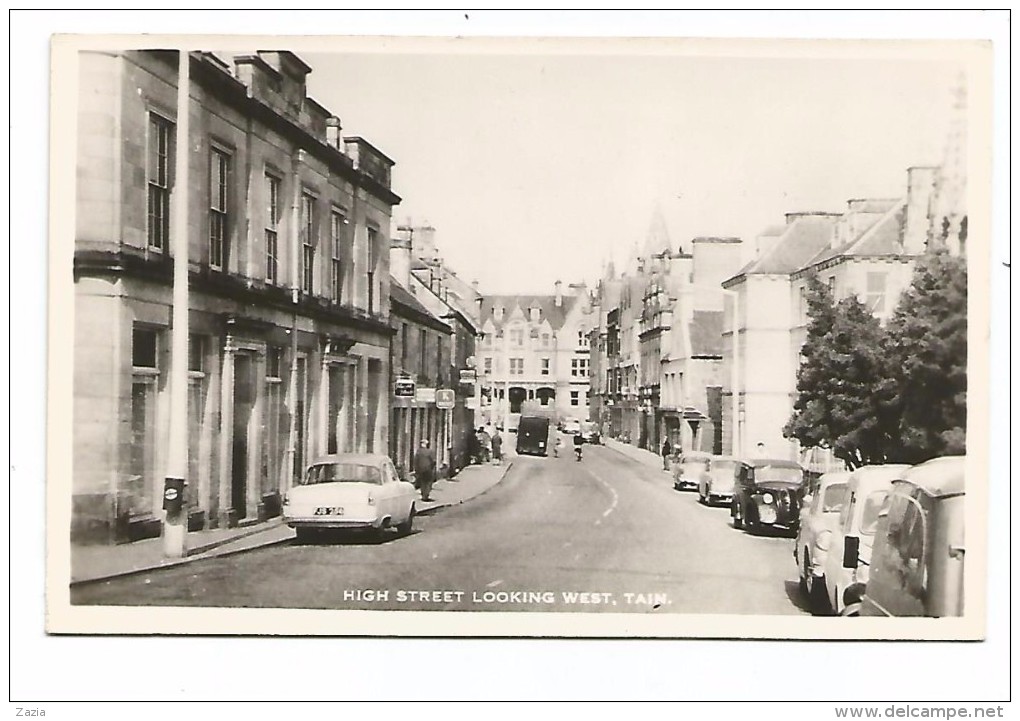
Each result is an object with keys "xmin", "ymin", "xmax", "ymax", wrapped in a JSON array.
[{"xmin": 302, "ymin": 42, "xmax": 963, "ymax": 295}]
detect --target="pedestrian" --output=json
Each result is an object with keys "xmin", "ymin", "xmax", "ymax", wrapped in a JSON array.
[
  {"xmin": 467, "ymin": 431, "xmax": 481, "ymax": 465},
  {"xmin": 477, "ymin": 427, "xmax": 492, "ymax": 463},
  {"xmin": 491, "ymin": 429, "xmax": 503, "ymax": 464},
  {"xmin": 414, "ymin": 439, "xmax": 437, "ymax": 502},
  {"xmin": 661, "ymin": 437, "xmax": 672, "ymax": 471}
]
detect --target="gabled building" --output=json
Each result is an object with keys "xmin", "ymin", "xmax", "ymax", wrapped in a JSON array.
[{"xmin": 477, "ymin": 282, "xmax": 595, "ymax": 428}]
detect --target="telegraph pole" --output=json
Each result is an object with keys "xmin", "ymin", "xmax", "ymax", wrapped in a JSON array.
[{"xmin": 163, "ymin": 49, "xmax": 191, "ymax": 558}]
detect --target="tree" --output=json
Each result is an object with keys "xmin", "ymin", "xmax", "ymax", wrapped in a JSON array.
[
  {"xmin": 881, "ymin": 251, "xmax": 967, "ymax": 463},
  {"xmin": 784, "ymin": 275, "xmax": 896, "ymax": 469}
]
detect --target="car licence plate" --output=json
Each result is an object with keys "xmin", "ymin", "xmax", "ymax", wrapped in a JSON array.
[{"xmin": 314, "ymin": 506, "xmax": 344, "ymax": 516}]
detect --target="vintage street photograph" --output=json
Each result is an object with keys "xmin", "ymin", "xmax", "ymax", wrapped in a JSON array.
[{"xmin": 48, "ymin": 31, "xmax": 991, "ymax": 640}]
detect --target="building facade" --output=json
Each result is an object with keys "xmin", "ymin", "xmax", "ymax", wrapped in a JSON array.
[
  {"xmin": 721, "ymin": 163, "xmax": 962, "ymax": 464},
  {"xmin": 388, "ymin": 280, "xmax": 453, "ymax": 481},
  {"xmin": 392, "ymin": 221, "xmax": 481, "ymax": 474},
  {"xmin": 73, "ymin": 50, "xmax": 399, "ymax": 543},
  {"xmin": 477, "ymin": 282, "xmax": 595, "ymax": 428}
]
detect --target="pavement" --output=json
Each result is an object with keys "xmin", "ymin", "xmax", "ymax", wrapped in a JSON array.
[
  {"xmin": 70, "ymin": 450, "xmax": 515, "ymax": 586},
  {"xmin": 602, "ymin": 437, "xmax": 672, "ymax": 473}
]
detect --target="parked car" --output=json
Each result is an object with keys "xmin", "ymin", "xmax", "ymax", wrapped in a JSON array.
[
  {"xmin": 673, "ymin": 451, "xmax": 712, "ymax": 491},
  {"xmin": 731, "ymin": 458, "xmax": 806, "ymax": 534},
  {"xmin": 818, "ymin": 464, "xmax": 909, "ymax": 615},
  {"xmin": 857, "ymin": 456, "xmax": 966, "ymax": 618},
  {"xmin": 793, "ymin": 471, "xmax": 851, "ymax": 613},
  {"xmin": 283, "ymin": 454, "xmax": 417, "ymax": 542},
  {"xmin": 696, "ymin": 456, "xmax": 738, "ymax": 505},
  {"xmin": 561, "ymin": 418, "xmax": 582, "ymax": 435},
  {"xmin": 580, "ymin": 421, "xmax": 601, "ymax": 445}
]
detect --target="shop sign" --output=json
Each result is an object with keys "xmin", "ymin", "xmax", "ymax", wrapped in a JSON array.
[
  {"xmin": 415, "ymin": 387, "xmax": 436, "ymax": 403},
  {"xmin": 435, "ymin": 389, "xmax": 456, "ymax": 410},
  {"xmin": 395, "ymin": 378, "xmax": 416, "ymax": 398}
]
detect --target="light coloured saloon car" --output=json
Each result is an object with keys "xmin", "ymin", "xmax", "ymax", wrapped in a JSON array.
[
  {"xmin": 674, "ymin": 451, "xmax": 712, "ymax": 491},
  {"xmin": 283, "ymin": 454, "xmax": 417, "ymax": 542},
  {"xmin": 696, "ymin": 456, "xmax": 738, "ymax": 506},
  {"xmin": 793, "ymin": 471, "xmax": 850, "ymax": 613},
  {"xmin": 820, "ymin": 464, "xmax": 910, "ymax": 615}
]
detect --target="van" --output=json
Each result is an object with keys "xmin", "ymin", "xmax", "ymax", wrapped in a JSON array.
[
  {"xmin": 516, "ymin": 416, "xmax": 551, "ymax": 457},
  {"xmin": 856, "ymin": 457, "xmax": 966, "ymax": 618},
  {"xmin": 819, "ymin": 464, "xmax": 909, "ymax": 615}
]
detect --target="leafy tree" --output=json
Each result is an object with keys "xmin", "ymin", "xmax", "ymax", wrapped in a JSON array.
[
  {"xmin": 881, "ymin": 251, "xmax": 968, "ymax": 463},
  {"xmin": 784, "ymin": 275, "xmax": 896, "ymax": 469}
]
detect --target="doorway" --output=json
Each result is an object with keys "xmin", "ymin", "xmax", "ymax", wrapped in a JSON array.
[{"xmin": 231, "ymin": 353, "xmax": 255, "ymax": 520}]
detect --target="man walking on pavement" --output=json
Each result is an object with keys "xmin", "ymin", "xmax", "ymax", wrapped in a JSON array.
[
  {"xmin": 661, "ymin": 437, "xmax": 672, "ymax": 471},
  {"xmin": 491, "ymin": 428, "xmax": 503, "ymax": 464},
  {"xmin": 414, "ymin": 439, "xmax": 437, "ymax": 502}
]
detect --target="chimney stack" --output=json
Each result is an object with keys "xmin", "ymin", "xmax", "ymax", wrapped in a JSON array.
[
  {"xmin": 554, "ymin": 280, "xmax": 563, "ymax": 307},
  {"xmin": 904, "ymin": 166, "xmax": 938, "ymax": 255},
  {"xmin": 326, "ymin": 116, "xmax": 343, "ymax": 150},
  {"xmin": 389, "ymin": 228, "xmax": 413, "ymax": 288}
]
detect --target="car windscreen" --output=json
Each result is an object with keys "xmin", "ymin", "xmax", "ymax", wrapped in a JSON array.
[
  {"xmin": 821, "ymin": 483, "xmax": 848, "ymax": 512},
  {"xmin": 754, "ymin": 465, "xmax": 803, "ymax": 484},
  {"xmin": 683, "ymin": 458, "xmax": 710, "ymax": 470},
  {"xmin": 301, "ymin": 463, "xmax": 382, "ymax": 486},
  {"xmin": 859, "ymin": 490, "xmax": 890, "ymax": 535}
]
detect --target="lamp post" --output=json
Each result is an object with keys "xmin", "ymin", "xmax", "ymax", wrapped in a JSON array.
[
  {"xmin": 163, "ymin": 50, "xmax": 191, "ymax": 558},
  {"xmin": 674, "ymin": 284, "xmax": 741, "ymax": 458}
]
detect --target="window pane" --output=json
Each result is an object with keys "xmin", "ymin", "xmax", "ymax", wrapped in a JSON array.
[
  {"xmin": 188, "ymin": 335, "xmax": 205, "ymax": 372},
  {"xmin": 132, "ymin": 328, "xmax": 158, "ymax": 368}
]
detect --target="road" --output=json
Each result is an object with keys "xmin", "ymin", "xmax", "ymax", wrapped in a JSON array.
[{"xmin": 71, "ymin": 442, "xmax": 810, "ymax": 615}]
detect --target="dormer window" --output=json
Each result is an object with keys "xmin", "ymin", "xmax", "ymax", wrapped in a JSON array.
[{"xmin": 494, "ymin": 305, "xmax": 504, "ymax": 321}]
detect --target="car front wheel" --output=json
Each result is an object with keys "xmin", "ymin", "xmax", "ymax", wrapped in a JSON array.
[{"xmin": 810, "ymin": 576, "xmax": 833, "ymax": 615}]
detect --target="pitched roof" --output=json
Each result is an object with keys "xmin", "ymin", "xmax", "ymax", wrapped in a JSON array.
[
  {"xmin": 480, "ymin": 294, "xmax": 581, "ymax": 331},
  {"xmin": 725, "ymin": 216, "xmax": 837, "ymax": 284},
  {"xmin": 690, "ymin": 310, "xmax": 724, "ymax": 356},
  {"xmin": 801, "ymin": 201, "xmax": 910, "ymax": 270},
  {"xmin": 751, "ymin": 216, "xmax": 837, "ymax": 274},
  {"xmin": 389, "ymin": 278, "xmax": 451, "ymax": 332}
]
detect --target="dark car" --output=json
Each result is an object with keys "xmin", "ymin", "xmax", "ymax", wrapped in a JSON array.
[
  {"xmin": 731, "ymin": 458, "xmax": 806, "ymax": 534},
  {"xmin": 516, "ymin": 415, "xmax": 551, "ymax": 457}
]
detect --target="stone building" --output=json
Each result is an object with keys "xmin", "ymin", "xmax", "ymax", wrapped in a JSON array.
[
  {"xmin": 73, "ymin": 50, "xmax": 399, "ymax": 542},
  {"xmin": 477, "ymin": 282, "xmax": 595, "ymax": 429},
  {"xmin": 721, "ymin": 165, "xmax": 954, "ymax": 463},
  {"xmin": 388, "ymin": 280, "xmax": 453, "ymax": 480},
  {"xmin": 391, "ymin": 222, "xmax": 480, "ymax": 474}
]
